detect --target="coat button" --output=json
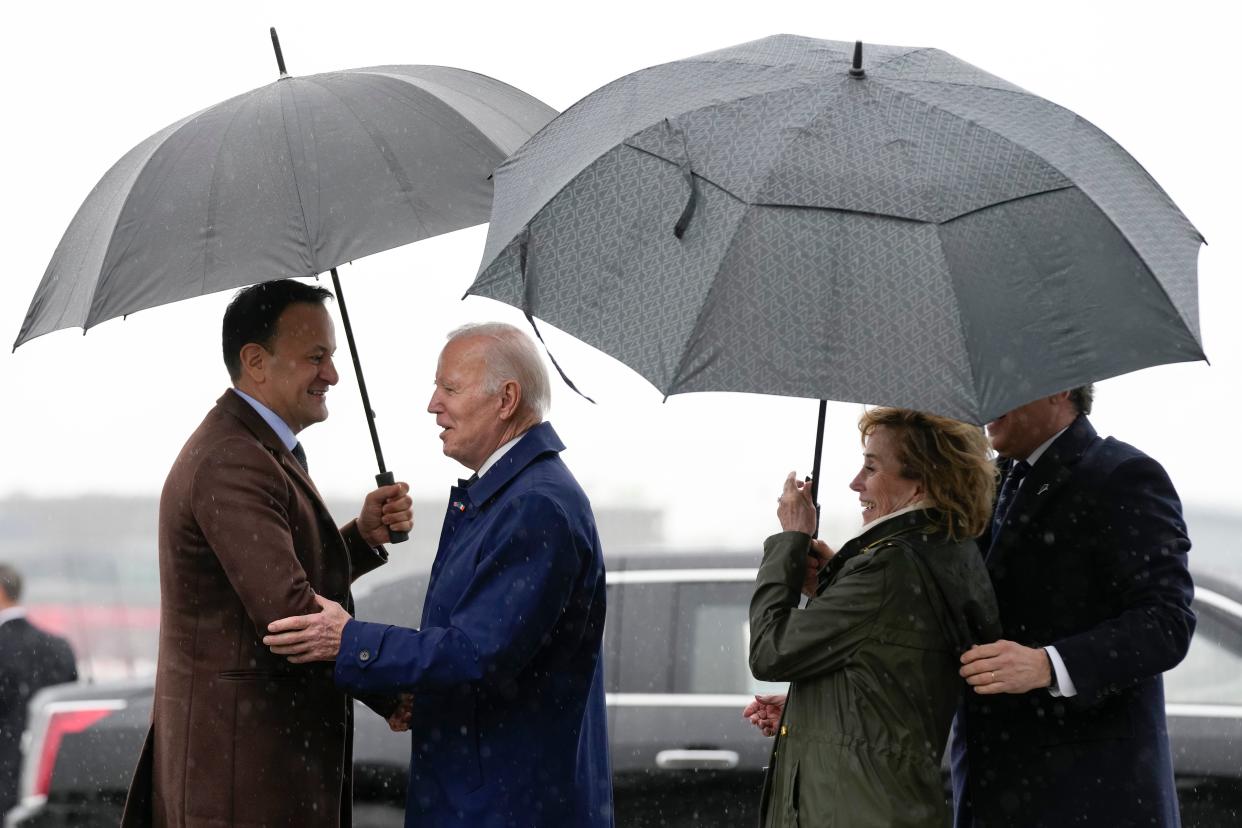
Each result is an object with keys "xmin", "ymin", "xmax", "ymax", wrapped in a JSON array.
[{"xmin": 359, "ymin": 650, "xmax": 371, "ymax": 662}]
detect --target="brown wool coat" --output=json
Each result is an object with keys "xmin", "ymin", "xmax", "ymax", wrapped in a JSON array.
[{"xmin": 121, "ymin": 390, "xmax": 386, "ymax": 828}]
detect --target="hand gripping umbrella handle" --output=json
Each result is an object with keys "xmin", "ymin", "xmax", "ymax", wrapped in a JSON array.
[{"xmin": 375, "ymin": 470, "xmax": 409, "ymax": 545}]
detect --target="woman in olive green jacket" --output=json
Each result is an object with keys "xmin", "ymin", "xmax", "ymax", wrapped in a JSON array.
[{"xmin": 748, "ymin": 408, "xmax": 1001, "ymax": 828}]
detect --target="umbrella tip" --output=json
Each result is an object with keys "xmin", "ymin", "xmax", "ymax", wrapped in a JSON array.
[
  {"xmin": 849, "ymin": 40, "xmax": 865, "ymax": 78},
  {"xmin": 270, "ymin": 27, "xmax": 289, "ymax": 78}
]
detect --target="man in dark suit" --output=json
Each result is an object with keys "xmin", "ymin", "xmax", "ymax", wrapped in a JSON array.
[
  {"xmin": 0, "ymin": 563, "xmax": 78, "ymax": 815},
  {"xmin": 950, "ymin": 385, "xmax": 1195, "ymax": 826},
  {"xmin": 265, "ymin": 322, "xmax": 614, "ymax": 828},
  {"xmin": 120, "ymin": 280, "xmax": 412, "ymax": 828}
]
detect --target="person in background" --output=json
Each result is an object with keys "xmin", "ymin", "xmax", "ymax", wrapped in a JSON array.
[
  {"xmin": 747, "ymin": 408, "xmax": 1000, "ymax": 827},
  {"xmin": 0, "ymin": 563, "xmax": 78, "ymax": 815},
  {"xmin": 950, "ymin": 386, "xmax": 1194, "ymax": 826}
]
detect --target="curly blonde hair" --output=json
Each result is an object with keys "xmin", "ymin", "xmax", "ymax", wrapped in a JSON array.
[{"xmin": 858, "ymin": 408, "xmax": 996, "ymax": 540}]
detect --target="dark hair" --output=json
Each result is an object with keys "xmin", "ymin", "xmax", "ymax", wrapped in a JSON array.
[
  {"xmin": 222, "ymin": 280, "xmax": 333, "ymax": 380},
  {"xmin": 0, "ymin": 563, "xmax": 21, "ymax": 602},
  {"xmin": 858, "ymin": 408, "xmax": 997, "ymax": 540},
  {"xmin": 1068, "ymin": 384, "xmax": 1094, "ymax": 416}
]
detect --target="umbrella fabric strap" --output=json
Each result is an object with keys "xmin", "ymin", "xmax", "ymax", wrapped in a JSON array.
[
  {"xmin": 514, "ymin": 229, "xmax": 595, "ymax": 404},
  {"xmin": 523, "ymin": 311, "xmax": 596, "ymax": 404},
  {"xmin": 670, "ymin": 118, "xmax": 698, "ymax": 239}
]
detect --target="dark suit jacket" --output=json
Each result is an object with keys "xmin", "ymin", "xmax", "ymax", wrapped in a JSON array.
[
  {"xmin": 335, "ymin": 422, "xmax": 613, "ymax": 828},
  {"xmin": 121, "ymin": 390, "xmax": 386, "ymax": 828},
  {"xmin": 0, "ymin": 616, "xmax": 77, "ymax": 813},
  {"xmin": 951, "ymin": 415, "xmax": 1194, "ymax": 827}
]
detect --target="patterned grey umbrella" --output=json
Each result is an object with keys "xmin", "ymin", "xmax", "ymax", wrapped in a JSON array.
[
  {"xmin": 15, "ymin": 31, "xmax": 557, "ymax": 538},
  {"xmin": 469, "ymin": 34, "xmax": 1206, "ymax": 497}
]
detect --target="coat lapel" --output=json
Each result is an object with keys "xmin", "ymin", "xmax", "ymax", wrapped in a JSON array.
[{"xmin": 216, "ymin": 390, "xmax": 326, "ymax": 503}]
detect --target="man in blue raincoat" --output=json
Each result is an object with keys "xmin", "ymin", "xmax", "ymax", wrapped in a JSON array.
[{"xmin": 264, "ymin": 322, "xmax": 613, "ymax": 828}]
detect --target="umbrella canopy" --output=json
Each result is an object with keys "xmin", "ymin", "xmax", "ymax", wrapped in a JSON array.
[
  {"xmin": 16, "ymin": 61, "xmax": 557, "ymax": 347},
  {"xmin": 468, "ymin": 34, "xmax": 1205, "ymax": 426}
]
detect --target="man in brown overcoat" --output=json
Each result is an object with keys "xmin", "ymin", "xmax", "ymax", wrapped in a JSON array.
[{"xmin": 121, "ymin": 279, "xmax": 413, "ymax": 827}]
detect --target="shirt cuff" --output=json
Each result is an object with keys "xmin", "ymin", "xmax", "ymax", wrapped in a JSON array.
[{"xmin": 1045, "ymin": 645, "xmax": 1077, "ymax": 698}]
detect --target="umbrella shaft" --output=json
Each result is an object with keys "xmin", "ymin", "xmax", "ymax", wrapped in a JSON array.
[
  {"xmin": 810, "ymin": 400, "xmax": 827, "ymax": 538},
  {"xmin": 329, "ymin": 268, "xmax": 388, "ymax": 475}
]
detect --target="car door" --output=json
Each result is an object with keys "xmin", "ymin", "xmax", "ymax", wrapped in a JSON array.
[
  {"xmin": 1164, "ymin": 583, "xmax": 1242, "ymax": 825},
  {"xmin": 608, "ymin": 567, "xmax": 781, "ymax": 826}
]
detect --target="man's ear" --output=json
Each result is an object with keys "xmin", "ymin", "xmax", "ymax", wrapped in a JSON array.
[
  {"xmin": 496, "ymin": 379, "xmax": 523, "ymax": 421},
  {"xmin": 239, "ymin": 343, "xmax": 268, "ymax": 385}
]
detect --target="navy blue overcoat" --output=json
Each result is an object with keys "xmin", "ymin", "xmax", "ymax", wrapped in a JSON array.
[
  {"xmin": 951, "ymin": 415, "xmax": 1195, "ymax": 826},
  {"xmin": 336, "ymin": 423, "xmax": 613, "ymax": 827}
]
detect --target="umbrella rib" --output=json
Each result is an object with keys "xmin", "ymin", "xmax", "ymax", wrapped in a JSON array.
[
  {"xmin": 304, "ymin": 73, "xmax": 506, "ymax": 240},
  {"xmin": 664, "ymin": 182, "xmax": 752, "ymax": 395},
  {"xmin": 355, "ymin": 67, "xmax": 549, "ymax": 157},
  {"xmin": 91, "ymin": 109, "xmax": 232, "ymax": 329},
  {"xmin": 275, "ymin": 82, "xmax": 319, "ymax": 272}
]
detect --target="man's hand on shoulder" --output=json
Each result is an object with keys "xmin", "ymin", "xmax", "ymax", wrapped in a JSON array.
[
  {"xmin": 358, "ymin": 481, "xmax": 414, "ymax": 547},
  {"xmin": 960, "ymin": 639, "xmax": 1053, "ymax": 695},
  {"xmin": 264, "ymin": 594, "xmax": 350, "ymax": 663}
]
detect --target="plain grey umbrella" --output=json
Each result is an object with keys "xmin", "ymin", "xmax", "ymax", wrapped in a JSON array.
[
  {"xmin": 468, "ymin": 35, "xmax": 1205, "ymax": 514},
  {"xmin": 16, "ymin": 30, "xmax": 557, "ymax": 539}
]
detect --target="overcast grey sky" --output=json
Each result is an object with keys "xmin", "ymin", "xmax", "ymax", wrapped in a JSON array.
[{"xmin": 3, "ymin": 0, "xmax": 1237, "ymax": 550}]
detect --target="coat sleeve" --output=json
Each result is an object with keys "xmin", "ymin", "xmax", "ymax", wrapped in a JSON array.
[
  {"xmin": 334, "ymin": 491, "xmax": 591, "ymax": 694},
  {"xmin": 1053, "ymin": 454, "xmax": 1195, "ymax": 706},
  {"xmin": 340, "ymin": 519, "xmax": 387, "ymax": 582},
  {"xmin": 749, "ymin": 531, "xmax": 890, "ymax": 682},
  {"xmin": 189, "ymin": 435, "xmax": 320, "ymax": 635}
]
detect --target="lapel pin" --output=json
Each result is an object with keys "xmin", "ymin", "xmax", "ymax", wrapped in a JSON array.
[{"xmin": 1037, "ymin": 483, "xmax": 1049, "ymax": 495}]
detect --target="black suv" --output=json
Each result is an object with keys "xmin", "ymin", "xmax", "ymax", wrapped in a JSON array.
[{"xmin": 7, "ymin": 559, "xmax": 1242, "ymax": 827}]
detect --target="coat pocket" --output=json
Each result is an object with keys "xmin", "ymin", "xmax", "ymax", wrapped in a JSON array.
[
  {"xmin": 777, "ymin": 759, "xmax": 801, "ymax": 828},
  {"xmin": 217, "ymin": 669, "xmax": 301, "ymax": 681}
]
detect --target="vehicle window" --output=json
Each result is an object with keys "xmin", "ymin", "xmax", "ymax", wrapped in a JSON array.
[
  {"xmin": 616, "ymin": 582, "xmax": 675, "ymax": 693},
  {"xmin": 673, "ymin": 582, "xmax": 784, "ymax": 695},
  {"xmin": 1164, "ymin": 602, "xmax": 1242, "ymax": 704}
]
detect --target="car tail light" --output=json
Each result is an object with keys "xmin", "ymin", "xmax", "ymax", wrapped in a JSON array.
[{"xmin": 21, "ymin": 699, "xmax": 127, "ymax": 801}]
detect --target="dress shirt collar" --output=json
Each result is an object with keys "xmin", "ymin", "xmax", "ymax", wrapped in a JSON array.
[
  {"xmin": 0, "ymin": 606, "xmax": 27, "ymax": 626},
  {"xmin": 1022, "ymin": 425, "xmax": 1071, "ymax": 467},
  {"xmin": 231, "ymin": 388, "xmax": 298, "ymax": 451},
  {"xmin": 476, "ymin": 434, "xmax": 525, "ymax": 480}
]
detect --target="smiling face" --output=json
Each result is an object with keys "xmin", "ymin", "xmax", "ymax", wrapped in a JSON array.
[
  {"xmin": 239, "ymin": 302, "xmax": 338, "ymax": 433},
  {"xmin": 427, "ymin": 335, "xmax": 512, "ymax": 471},
  {"xmin": 849, "ymin": 425, "xmax": 924, "ymax": 525}
]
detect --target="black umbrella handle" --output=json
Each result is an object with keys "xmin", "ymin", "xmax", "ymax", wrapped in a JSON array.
[{"xmin": 375, "ymin": 471, "xmax": 409, "ymax": 545}]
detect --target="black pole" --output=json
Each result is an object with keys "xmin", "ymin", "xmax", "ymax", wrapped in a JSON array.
[
  {"xmin": 330, "ymin": 267, "xmax": 409, "ymax": 544},
  {"xmin": 810, "ymin": 399, "xmax": 827, "ymax": 538},
  {"xmin": 270, "ymin": 27, "xmax": 288, "ymax": 76}
]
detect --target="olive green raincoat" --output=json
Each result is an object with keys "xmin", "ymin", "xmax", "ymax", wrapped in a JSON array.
[{"xmin": 750, "ymin": 509, "xmax": 1000, "ymax": 828}]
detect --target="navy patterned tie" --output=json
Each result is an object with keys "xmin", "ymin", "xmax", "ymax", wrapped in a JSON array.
[
  {"xmin": 291, "ymin": 442, "xmax": 308, "ymax": 472},
  {"xmin": 992, "ymin": 460, "xmax": 1030, "ymax": 538}
]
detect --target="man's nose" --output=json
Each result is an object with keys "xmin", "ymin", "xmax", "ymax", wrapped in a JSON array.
[
  {"xmin": 322, "ymin": 356, "xmax": 340, "ymax": 385},
  {"xmin": 427, "ymin": 389, "xmax": 442, "ymax": 413}
]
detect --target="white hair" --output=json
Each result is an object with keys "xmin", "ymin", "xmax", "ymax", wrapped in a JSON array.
[{"xmin": 447, "ymin": 322, "xmax": 551, "ymax": 420}]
